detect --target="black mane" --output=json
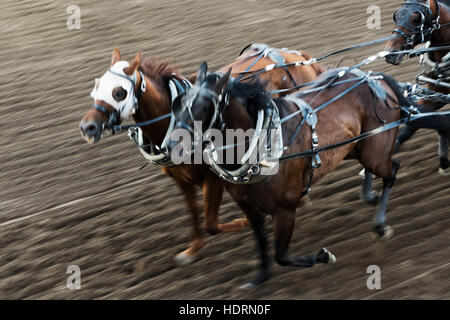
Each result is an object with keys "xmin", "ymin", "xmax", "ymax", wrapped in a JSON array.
[{"xmin": 224, "ymin": 77, "xmax": 273, "ymax": 121}]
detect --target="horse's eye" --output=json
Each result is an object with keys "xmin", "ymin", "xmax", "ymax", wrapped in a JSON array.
[
  {"xmin": 112, "ymin": 87, "xmax": 127, "ymax": 101},
  {"xmin": 412, "ymin": 12, "xmax": 422, "ymax": 25}
]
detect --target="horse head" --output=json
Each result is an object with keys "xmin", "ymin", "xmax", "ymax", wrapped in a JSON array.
[{"xmin": 80, "ymin": 48, "xmax": 143, "ymax": 143}]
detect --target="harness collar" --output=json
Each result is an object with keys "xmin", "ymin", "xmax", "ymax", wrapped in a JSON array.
[{"xmin": 128, "ymin": 75, "xmax": 192, "ymax": 167}]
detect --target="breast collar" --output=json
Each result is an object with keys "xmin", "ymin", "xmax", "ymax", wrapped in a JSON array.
[{"xmin": 129, "ymin": 75, "xmax": 192, "ymax": 167}]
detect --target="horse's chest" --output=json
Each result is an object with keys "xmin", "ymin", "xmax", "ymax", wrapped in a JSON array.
[{"xmin": 162, "ymin": 166, "xmax": 205, "ymax": 186}]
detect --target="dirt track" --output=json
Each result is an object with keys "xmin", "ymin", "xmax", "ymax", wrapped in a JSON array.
[{"xmin": 0, "ymin": 0, "xmax": 449, "ymax": 299}]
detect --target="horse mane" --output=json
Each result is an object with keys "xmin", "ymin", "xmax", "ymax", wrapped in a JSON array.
[
  {"xmin": 378, "ymin": 72, "xmax": 414, "ymax": 109},
  {"xmin": 225, "ymin": 76, "xmax": 273, "ymax": 121},
  {"xmin": 139, "ymin": 57, "xmax": 179, "ymax": 84}
]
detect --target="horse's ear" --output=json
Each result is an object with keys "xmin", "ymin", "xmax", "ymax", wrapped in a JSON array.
[
  {"xmin": 188, "ymin": 73, "xmax": 197, "ymax": 85},
  {"xmin": 196, "ymin": 61, "xmax": 208, "ymax": 84},
  {"xmin": 215, "ymin": 68, "xmax": 232, "ymax": 91},
  {"xmin": 171, "ymin": 95, "xmax": 183, "ymax": 120},
  {"xmin": 123, "ymin": 51, "xmax": 141, "ymax": 76},
  {"xmin": 111, "ymin": 48, "xmax": 121, "ymax": 67}
]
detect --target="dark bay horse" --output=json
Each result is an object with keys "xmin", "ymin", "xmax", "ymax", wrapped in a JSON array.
[
  {"xmin": 172, "ymin": 62, "xmax": 407, "ymax": 288},
  {"xmin": 80, "ymin": 47, "xmax": 324, "ymax": 265},
  {"xmin": 385, "ymin": 0, "xmax": 450, "ymax": 175}
]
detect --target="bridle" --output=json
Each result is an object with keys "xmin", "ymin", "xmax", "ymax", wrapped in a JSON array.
[
  {"xmin": 392, "ymin": 0, "xmax": 442, "ymax": 49},
  {"xmin": 175, "ymin": 75, "xmax": 229, "ymax": 135},
  {"xmin": 91, "ymin": 68, "xmax": 146, "ymax": 134}
]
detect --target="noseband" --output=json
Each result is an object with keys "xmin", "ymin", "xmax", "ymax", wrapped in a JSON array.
[
  {"xmin": 392, "ymin": 0, "xmax": 441, "ymax": 49},
  {"xmin": 92, "ymin": 69, "xmax": 146, "ymax": 134}
]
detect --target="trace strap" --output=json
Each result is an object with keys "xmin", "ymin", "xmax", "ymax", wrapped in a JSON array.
[{"xmin": 280, "ymin": 110, "xmax": 450, "ymax": 162}]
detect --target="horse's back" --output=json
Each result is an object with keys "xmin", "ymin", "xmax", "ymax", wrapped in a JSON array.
[{"xmin": 218, "ymin": 46, "xmax": 322, "ymax": 94}]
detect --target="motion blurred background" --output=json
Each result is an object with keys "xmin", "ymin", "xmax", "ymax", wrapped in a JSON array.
[{"xmin": 0, "ymin": 0, "xmax": 449, "ymax": 299}]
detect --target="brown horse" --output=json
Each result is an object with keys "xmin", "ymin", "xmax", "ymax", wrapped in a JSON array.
[
  {"xmin": 385, "ymin": 0, "xmax": 450, "ymax": 175},
  {"xmin": 172, "ymin": 62, "xmax": 406, "ymax": 288},
  {"xmin": 79, "ymin": 47, "xmax": 324, "ymax": 265}
]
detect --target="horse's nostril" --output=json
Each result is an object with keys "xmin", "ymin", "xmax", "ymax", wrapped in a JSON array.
[
  {"xmin": 81, "ymin": 122, "xmax": 99, "ymax": 136},
  {"xmin": 86, "ymin": 124, "xmax": 97, "ymax": 133}
]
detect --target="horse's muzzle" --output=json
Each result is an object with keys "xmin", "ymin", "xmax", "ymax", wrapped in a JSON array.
[
  {"xmin": 80, "ymin": 120, "xmax": 102, "ymax": 143},
  {"xmin": 385, "ymin": 52, "xmax": 405, "ymax": 65}
]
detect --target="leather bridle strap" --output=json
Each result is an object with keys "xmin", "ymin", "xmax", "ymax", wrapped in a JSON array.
[{"xmin": 393, "ymin": 0, "xmax": 441, "ymax": 46}]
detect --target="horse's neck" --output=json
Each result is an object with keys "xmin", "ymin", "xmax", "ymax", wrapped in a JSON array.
[
  {"xmin": 430, "ymin": 2, "xmax": 450, "ymax": 60},
  {"xmin": 133, "ymin": 76, "xmax": 172, "ymax": 145},
  {"xmin": 222, "ymin": 98, "xmax": 255, "ymax": 131}
]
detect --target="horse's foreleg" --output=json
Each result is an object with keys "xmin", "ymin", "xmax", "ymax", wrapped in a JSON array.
[
  {"xmin": 438, "ymin": 132, "xmax": 449, "ymax": 176},
  {"xmin": 273, "ymin": 208, "xmax": 336, "ymax": 269},
  {"xmin": 202, "ymin": 175, "xmax": 249, "ymax": 234},
  {"xmin": 174, "ymin": 182, "xmax": 205, "ymax": 266},
  {"xmin": 373, "ymin": 159, "xmax": 399, "ymax": 240},
  {"xmin": 239, "ymin": 209, "xmax": 270, "ymax": 290},
  {"xmin": 361, "ymin": 170, "xmax": 379, "ymax": 205}
]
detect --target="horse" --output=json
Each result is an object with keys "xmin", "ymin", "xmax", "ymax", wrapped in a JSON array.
[
  {"xmin": 79, "ymin": 47, "xmax": 324, "ymax": 265},
  {"xmin": 385, "ymin": 0, "xmax": 450, "ymax": 175},
  {"xmin": 171, "ymin": 61, "xmax": 408, "ymax": 288}
]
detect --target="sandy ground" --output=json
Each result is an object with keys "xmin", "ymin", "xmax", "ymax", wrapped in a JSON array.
[{"xmin": 0, "ymin": 0, "xmax": 449, "ymax": 299}]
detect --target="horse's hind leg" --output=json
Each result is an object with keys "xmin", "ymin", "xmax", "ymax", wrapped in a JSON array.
[
  {"xmin": 372, "ymin": 159, "xmax": 399, "ymax": 240},
  {"xmin": 361, "ymin": 170, "xmax": 379, "ymax": 205},
  {"xmin": 273, "ymin": 208, "xmax": 336, "ymax": 269},
  {"xmin": 438, "ymin": 131, "xmax": 449, "ymax": 176}
]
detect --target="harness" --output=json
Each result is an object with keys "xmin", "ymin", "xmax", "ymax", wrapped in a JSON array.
[
  {"xmin": 420, "ymin": 47, "xmax": 450, "ymax": 81},
  {"xmin": 181, "ymin": 78, "xmax": 284, "ymax": 184},
  {"xmin": 283, "ymin": 96, "xmax": 320, "ymax": 197},
  {"xmin": 236, "ymin": 43, "xmax": 302, "ymax": 86},
  {"xmin": 127, "ymin": 75, "xmax": 192, "ymax": 167},
  {"xmin": 205, "ymin": 69, "xmax": 394, "ymax": 194},
  {"xmin": 204, "ymin": 103, "xmax": 284, "ymax": 185}
]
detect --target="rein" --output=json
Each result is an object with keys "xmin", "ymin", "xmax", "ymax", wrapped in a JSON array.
[{"xmin": 236, "ymin": 35, "xmax": 400, "ymax": 82}]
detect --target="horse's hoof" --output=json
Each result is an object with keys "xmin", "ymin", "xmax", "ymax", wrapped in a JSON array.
[
  {"xmin": 359, "ymin": 168, "xmax": 365, "ymax": 178},
  {"xmin": 174, "ymin": 251, "xmax": 196, "ymax": 266},
  {"xmin": 361, "ymin": 191, "xmax": 379, "ymax": 206},
  {"xmin": 239, "ymin": 282, "xmax": 257, "ymax": 291},
  {"xmin": 317, "ymin": 248, "xmax": 337, "ymax": 264},
  {"xmin": 373, "ymin": 225, "xmax": 394, "ymax": 241},
  {"xmin": 439, "ymin": 167, "xmax": 450, "ymax": 176},
  {"xmin": 239, "ymin": 271, "xmax": 270, "ymax": 290}
]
